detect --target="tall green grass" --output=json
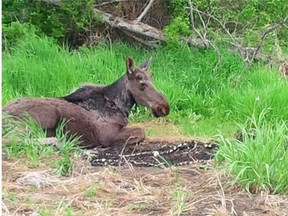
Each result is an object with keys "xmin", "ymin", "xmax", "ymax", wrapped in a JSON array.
[
  {"xmin": 3, "ymin": 114, "xmax": 81, "ymax": 175},
  {"xmin": 3, "ymin": 31, "xmax": 288, "ymax": 193},
  {"xmin": 216, "ymin": 111, "xmax": 288, "ymax": 194},
  {"xmin": 3, "ymin": 32, "xmax": 288, "ymax": 137}
]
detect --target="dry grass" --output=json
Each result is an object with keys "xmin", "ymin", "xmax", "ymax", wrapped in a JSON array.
[
  {"xmin": 3, "ymin": 154, "xmax": 288, "ymax": 216},
  {"xmin": 2, "ymin": 123, "xmax": 288, "ymax": 215},
  {"xmin": 130, "ymin": 120, "xmax": 215, "ymax": 144}
]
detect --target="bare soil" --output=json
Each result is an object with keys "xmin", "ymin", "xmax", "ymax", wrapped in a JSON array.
[
  {"xmin": 2, "ymin": 122, "xmax": 288, "ymax": 215},
  {"xmin": 3, "ymin": 157, "xmax": 288, "ymax": 216}
]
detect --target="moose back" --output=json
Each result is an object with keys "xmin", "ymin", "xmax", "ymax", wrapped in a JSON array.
[{"xmin": 3, "ymin": 57, "xmax": 170, "ymax": 148}]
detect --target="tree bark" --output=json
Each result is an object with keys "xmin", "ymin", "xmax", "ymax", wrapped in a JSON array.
[{"xmin": 94, "ymin": 9, "xmax": 164, "ymax": 42}]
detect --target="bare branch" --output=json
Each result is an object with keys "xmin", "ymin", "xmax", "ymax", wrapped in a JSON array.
[
  {"xmin": 187, "ymin": 0, "xmax": 206, "ymax": 46},
  {"xmin": 180, "ymin": 36, "xmax": 210, "ymax": 48},
  {"xmin": 186, "ymin": 6, "xmax": 241, "ymax": 48},
  {"xmin": 136, "ymin": 0, "xmax": 155, "ymax": 22},
  {"xmin": 251, "ymin": 16, "xmax": 288, "ymax": 62},
  {"xmin": 187, "ymin": 0, "xmax": 221, "ymax": 73}
]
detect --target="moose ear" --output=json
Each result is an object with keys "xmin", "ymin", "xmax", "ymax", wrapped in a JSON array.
[
  {"xmin": 126, "ymin": 56, "xmax": 135, "ymax": 74},
  {"xmin": 139, "ymin": 57, "xmax": 152, "ymax": 71}
]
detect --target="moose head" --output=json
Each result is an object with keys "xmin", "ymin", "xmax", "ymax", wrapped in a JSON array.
[{"xmin": 126, "ymin": 57, "xmax": 170, "ymax": 117}]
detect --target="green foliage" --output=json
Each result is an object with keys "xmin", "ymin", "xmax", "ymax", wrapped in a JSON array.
[
  {"xmin": 2, "ymin": 22, "xmax": 38, "ymax": 52},
  {"xmin": 164, "ymin": 0, "xmax": 191, "ymax": 44},
  {"xmin": 3, "ymin": 32, "xmax": 288, "ymax": 139},
  {"xmin": 216, "ymin": 111, "xmax": 288, "ymax": 194},
  {"xmin": 3, "ymin": 115, "xmax": 55, "ymax": 167},
  {"xmin": 164, "ymin": 0, "xmax": 287, "ymax": 49},
  {"xmin": 2, "ymin": 0, "xmax": 96, "ymax": 47},
  {"xmin": 192, "ymin": 0, "xmax": 288, "ymax": 47},
  {"xmin": 84, "ymin": 183, "xmax": 102, "ymax": 198},
  {"xmin": 54, "ymin": 119, "xmax": 81, "ymax": 176},
  {"xmin": 165, "ymin": 16, "xmax": 191, "ymax": 43}
]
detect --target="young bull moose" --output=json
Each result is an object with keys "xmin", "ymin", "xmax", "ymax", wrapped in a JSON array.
[{"xmin": 3, "ymin": 57, "xmax": 170, "ymax": 148}]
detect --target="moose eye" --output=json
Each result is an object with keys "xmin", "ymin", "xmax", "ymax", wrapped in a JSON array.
[
  {"xmin": 136, "ymin": 74, "xmax": 143, "ymax": 80},
  {"xmin": 139, "ymin": 81, "xmax": 147, "ymax": 91}
]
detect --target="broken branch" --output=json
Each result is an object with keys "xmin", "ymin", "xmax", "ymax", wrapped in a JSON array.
[
  {"xmin": 94, "ymin": 8, "xmax": 164, "ymax": 41},
  {"xmin": 136, "ymin": 0, "xmax": 155, "ymax": 22},
  {"xmin": 252, "ymin": 16, "xmax": 288, "ymax": 62}
]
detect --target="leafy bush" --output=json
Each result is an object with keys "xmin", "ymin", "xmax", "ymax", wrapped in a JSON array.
[
  {"xmin": 164, "ymin": 0, "xmax": 191, "ymax": 44},
  {"xmin": 165, "ymin": 0, "xmax": 288, "ymax": 49},
  {"xmin": 2, "ymin": 21, "xmax": 37, "ymax": 52},
  {"xmin": 2, "ymin": 0, "xmax": 97, "ymax": 47}
]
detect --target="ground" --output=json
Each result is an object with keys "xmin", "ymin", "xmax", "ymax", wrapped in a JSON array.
[{"xmin": 2, "ymin": 122, "xmax": 288, "ymax": 216}]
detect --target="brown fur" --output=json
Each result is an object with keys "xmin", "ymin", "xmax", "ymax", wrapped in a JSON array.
[{"xmin": 3, "ymin": 57, "xmax": 169, "ymax": 148}]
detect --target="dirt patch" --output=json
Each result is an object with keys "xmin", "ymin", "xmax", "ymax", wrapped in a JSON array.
[
  {"xmin": 2, "ymin": 122, "xmax": 288, "ymax": 215},
  {"xmin": 3, "ymin": 148, "xmax": 288, "ymax": 215}
]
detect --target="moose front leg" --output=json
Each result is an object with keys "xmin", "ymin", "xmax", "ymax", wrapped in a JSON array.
[{"xmin": 113, "ymin": 127, "xmax": 145, "ymax": 146}]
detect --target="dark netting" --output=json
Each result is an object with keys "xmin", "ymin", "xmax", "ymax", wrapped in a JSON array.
[{"xmin": 86, "ymin": 140, "xmax": 218, "ymax": 167}]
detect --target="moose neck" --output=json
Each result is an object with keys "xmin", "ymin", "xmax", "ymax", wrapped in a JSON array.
[{"xmin": 104, "ymin": 74, "xmax": 135, "ymax": 118}]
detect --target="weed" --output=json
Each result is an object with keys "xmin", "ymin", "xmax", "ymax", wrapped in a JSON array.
[
  {"xmin": 4, "ymin": 190, "xmax": 19, "ymax": 205},
  {"xmin": 53, "ymin": 119, "xmax": 81, "ymax": 176},
  {"xmin": 39, "ymin": 208, "xmax": 53, "ymax": 216},
  {"xmin": 216, "ymin": 111, "xmax": 288, "ymax": 194},
  {"xmin": 2, "ymin": 115, "xmax": 55, "ymax": 167},
  {"xmin": 170, "ymin": 183, "xmax": 190, "ymax": 215},
  {"xmin": 56, "ymin": 201, "xmax": 75, "ymax": 216},
  {"xmin": 126, "ymin": 202, "xmax": 152, "ymax": 212},
  {"xmin": 84, "ymin": 183, "xmax": 102, "ymax": 198}
]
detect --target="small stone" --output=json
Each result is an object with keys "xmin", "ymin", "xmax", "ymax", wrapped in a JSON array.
[{"xmin": 153, "ymin": 151, "xmax": 160, "ymax": 157}]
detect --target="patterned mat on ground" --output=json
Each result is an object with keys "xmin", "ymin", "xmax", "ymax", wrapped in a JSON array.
[{"xmin": 86, "ymin": 140, "xmax": 218, "ymax": 167}]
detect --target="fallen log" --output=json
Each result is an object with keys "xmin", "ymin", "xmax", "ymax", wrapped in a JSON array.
[
  {"xmin": 94, "ymin": 8, "xmax": 287, "ymax": 67},
  {"xmin": 42, "ymin": 0, "xmax": 287, "ymax": 67},
  {"xmin": 94, "ymin": 9, "xmax": 165, "ymax": 41}
]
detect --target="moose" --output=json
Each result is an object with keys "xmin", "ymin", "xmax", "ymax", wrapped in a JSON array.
[{"xmin": 3, "ymin": 57, "xmax": 170, "ymax": 148}]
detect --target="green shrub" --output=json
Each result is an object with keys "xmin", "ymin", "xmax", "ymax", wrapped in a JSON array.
[
  {"xmin": 164, "ymin": 0, "xmax": 287, "ymax": 49},
  {"xmin": 164, "ymin": 0, "xmax": 191, "ymax": 44},
  {"xmin": 2, "ymin": 0, "xmax": 97, "ymax": 47}
]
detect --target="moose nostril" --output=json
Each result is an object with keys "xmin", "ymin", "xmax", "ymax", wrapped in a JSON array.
[
  {"xmin": 162, "ymin": 106, "xmax": 169, "ymax": 115},
  {"xmin": 156, "ymin": 105, "xmax": 169, "ymax": 116}
]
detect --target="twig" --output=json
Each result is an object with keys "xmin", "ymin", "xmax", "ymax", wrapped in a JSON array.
[
  {"xmin": 186, "ymin": 5, "xmax": 241, "ymax": 48},
  {"xmin": 188, "ymin": 0, "xmax": 203, "ymax": 42},
  {"xmin": 1, "ymin": 201, "xmax": 9, "ymax": 215},
  {"xmin": 187, "ymin": 0, "xmax": 222, "ymax": 73},
  {"xmin": 94, "ymin": 0, "xmax": 128, "ymax": 7},
  {"xmin": 251, "ymin": 16, "xmax": 288, "ymax": 63},
  {"xmin": 136, "ymin": 0, "xmax": 155, "ymax": 22}
]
